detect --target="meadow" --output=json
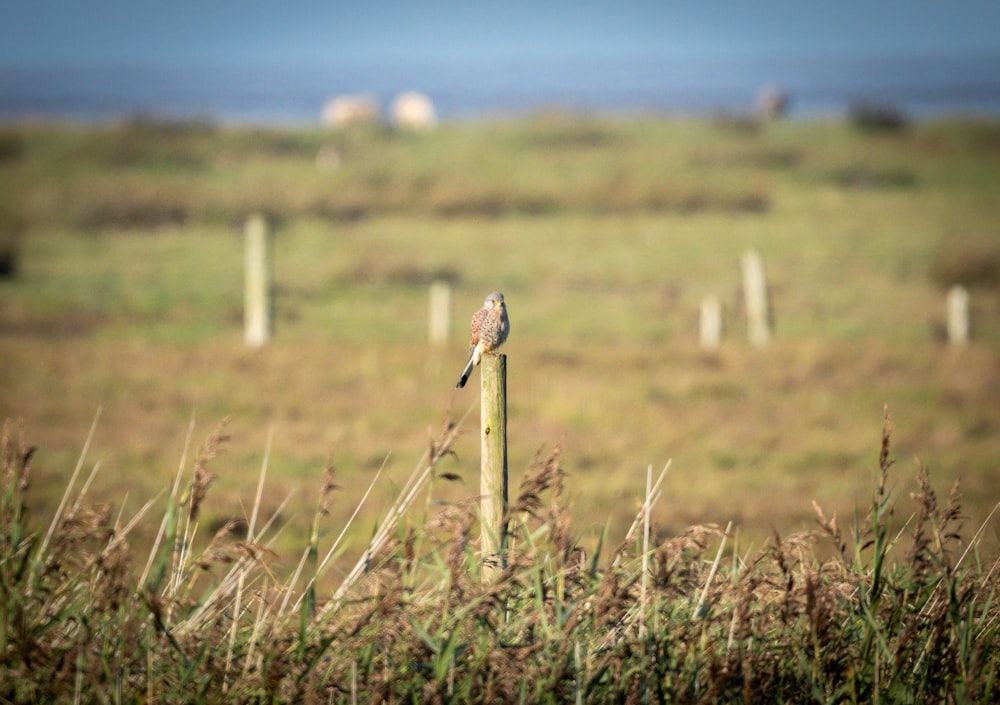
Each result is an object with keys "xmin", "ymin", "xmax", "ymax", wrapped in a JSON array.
[{"xmin": 1, "ymin": 113, "xmax": 1000, "ymax": 701}]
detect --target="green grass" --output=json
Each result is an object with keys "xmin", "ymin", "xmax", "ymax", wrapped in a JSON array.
[
  {"xmin": 2, "ymin": 414, "xmax": 999, "ymax": 703},
  {"xmin": 1, "ymin": 114, "xmax": 1000, "ymax": 701},
  {"xmin": 1, "ymin": 114, "xmax": 999, "ymax": 585}
]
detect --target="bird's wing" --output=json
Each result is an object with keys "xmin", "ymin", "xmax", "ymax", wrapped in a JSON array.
[{"xmin": 468, "ymin": 306, "xmax": 487, "ymax": 350}]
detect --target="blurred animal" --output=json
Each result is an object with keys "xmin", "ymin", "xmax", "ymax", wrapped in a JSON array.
[
  {"xmin": 756, "ymin": 85, "xmax": 789, "ymax": 121},
  {"xmin": 391, "ymin": 91, "xmax": 438, "ymax": 131},
  {"xmin": 322, "ymin": 94, "xmax": 379, "ymax": 127}
]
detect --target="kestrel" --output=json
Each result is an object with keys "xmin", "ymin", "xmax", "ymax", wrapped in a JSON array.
[{"xmin": 455, "ymin": 291, "xmax": 510, "ymax": 389}]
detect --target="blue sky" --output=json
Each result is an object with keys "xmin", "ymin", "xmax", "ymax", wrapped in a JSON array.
[{"xmin": 2, "ymin": 1, "xmax": 999, "ymax": 70}]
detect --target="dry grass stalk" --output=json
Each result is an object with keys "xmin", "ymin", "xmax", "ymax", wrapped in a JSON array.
[
  {"xmin": 33, "ymin": 406, "xmax": 103, "ymax": 591},
  {"xmin": 139, "ymin": 411, "xmax": 196, "ymax": 589},
  {"xmin": 3, "ymin": 404, "xmax": 999, "ymax": 703},
  {"xmin": 326, "ymin": 405, "xmax": 470, "ymax": 610}
]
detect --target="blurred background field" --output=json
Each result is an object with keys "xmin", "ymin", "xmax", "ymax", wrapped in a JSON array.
[{"xmin": 1, "ymin": 115, "xmax": 999, "ymax": 585}]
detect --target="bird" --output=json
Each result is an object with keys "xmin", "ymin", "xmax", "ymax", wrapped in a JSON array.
[{"xmin": 456, "ymin": 291, "xmax": 510, "ymax": 389}]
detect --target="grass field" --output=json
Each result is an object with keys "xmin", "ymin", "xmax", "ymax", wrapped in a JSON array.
[
  {"xmin": 2, "ymin": 114, "xmax": 1000, "ymax": 701},
  {"xmin": 3, "ymin": 408, "xmax": 999, "ymax": 701},
  {"xmin": 1, "ymin": 113, "xmax": 999, "ymax": 567}
]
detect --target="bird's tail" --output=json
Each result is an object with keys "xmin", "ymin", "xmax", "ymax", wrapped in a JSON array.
[{"xmin": 456, "ymin": 355, "xmax": 476, "ymax": 388}]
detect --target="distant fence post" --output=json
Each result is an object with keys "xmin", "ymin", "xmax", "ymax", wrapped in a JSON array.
[
  {"xmin": 481, "ymin": 353, "xmax": 508, "ymax": 585},
  {"xmin": 428, "ymin": 280, "xmax": 451, "ymax": 345},
  {"xmin": 946, "ymin": 285, "xmax": 969, "ymax": 345},
  {"xmin": 741, "ymin": 250, "xmax": 770, "ymax": 346},
  {"xmin": 700, "ymin": 295, "xmax": 723, "ymax": 350},
  {"xmin": 244, "ymin": 213, "xmax": 272, "ymax": 347}
]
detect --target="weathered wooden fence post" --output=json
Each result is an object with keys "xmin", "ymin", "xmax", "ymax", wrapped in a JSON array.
[
  {"xmin": 481, "ymin": 353, "xmax": 508, "ymax": 585},
  {"xmin": 946, "ymin": 285, "xmax": 969, "ymax": 345},
  {"xmin": 741, "ymin": 249, "xmax": 770, "ymax": 346},
  {"xmin": 428, "ymin": 280, "xmax": 451, "ymax": 345},
  {"xmin": 244, "ymin": 213, "xmax": 272, "ymax": 347},
  {"xmin": 700, "ymin": 294, "xmax": 723, "ymax": 349}
]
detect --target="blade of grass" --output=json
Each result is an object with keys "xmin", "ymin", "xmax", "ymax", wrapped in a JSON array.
[
  {"xmin": 247, "ymin": 425, "xmax": 273, "ymax": 541},
  {"xmin": 34, "ymin": 406, "xmax": 102, "ymax": 584},
  {"xmin": 286, "ymin": 453, "xmax": 388, "ymax": 616},
  {"xmin": 140, "ymin": 410, "xmax": 196, "ymax": 589},
  {"xmin": 694, "ymin": 520, "xmax": 733, "ymax": 619}
]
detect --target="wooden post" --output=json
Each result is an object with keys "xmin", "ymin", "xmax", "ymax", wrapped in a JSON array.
[
  {"xmin": 428, "ymin": 280, "xmax": 451, "ymax": 345},
  {"xmin": 244, "ymin": 214, "xmax": 272, "ymax": 347},
  {"xmin": 480, "ymin": 353, "xmax": 508, "ymax": 585},
  {"xmin": 946, "ymin": 285, "xmax": 969, "ymax": 345},
  {"xmin": 699, "ymin": 295, "xmax": 722, "ymax": 349},
  {"xmin": 741, "ymin": 250, "xmax": 770, "ymax": 346}
]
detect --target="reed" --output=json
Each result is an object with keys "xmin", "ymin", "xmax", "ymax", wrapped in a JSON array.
[{"xmin": 2, "ymin": 407, "xmax": 998, "ymax": 703}]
